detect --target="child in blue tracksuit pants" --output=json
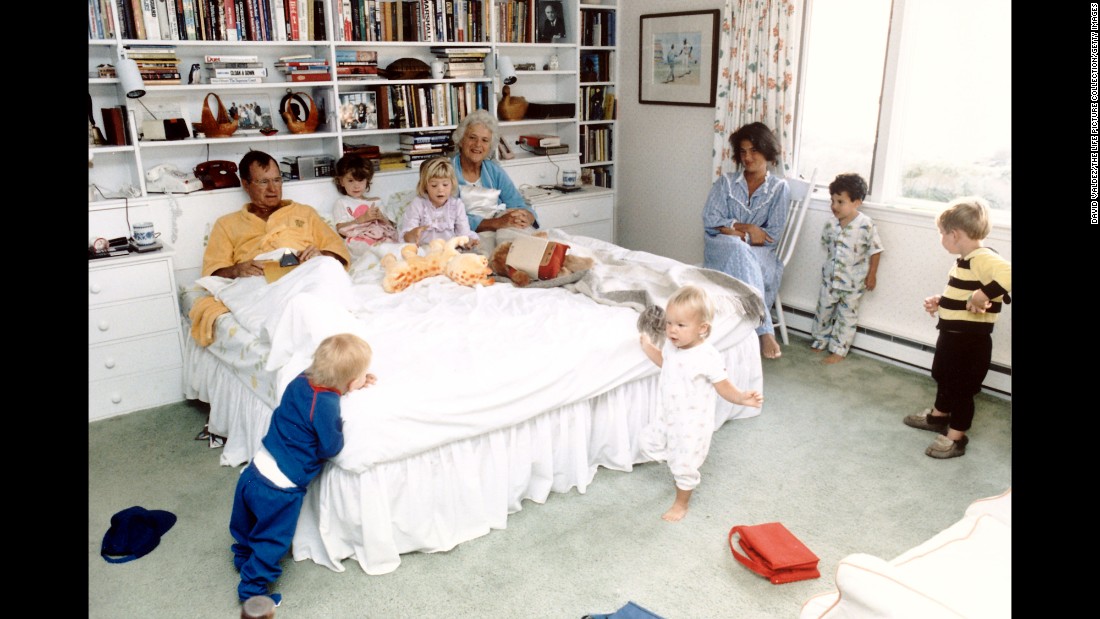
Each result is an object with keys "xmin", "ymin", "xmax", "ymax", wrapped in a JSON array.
[{"xmin": 229, "ymin": 333, "xmax": 375, "ymax": 606}]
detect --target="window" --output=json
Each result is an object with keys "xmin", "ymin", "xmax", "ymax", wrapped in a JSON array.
[{"xmin": 795, "ymin": 0, "xmax": 1012, "ymax": 214}]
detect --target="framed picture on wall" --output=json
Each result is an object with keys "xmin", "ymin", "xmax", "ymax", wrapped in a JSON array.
[{"xmin": 639, "ymin": 9, "xmax": 720, "ymax": 106}]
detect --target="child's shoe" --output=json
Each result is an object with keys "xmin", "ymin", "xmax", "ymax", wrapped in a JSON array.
[
  {"xmin": 903, "ymin": 408, "xmax": 949, "ymax": 434},
  {"xmin": 925, "ymin": 434, "xmax": 968, "ymax": 459}
]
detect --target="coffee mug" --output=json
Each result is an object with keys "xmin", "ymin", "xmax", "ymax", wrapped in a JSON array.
[
  {"xmin": 562, "ymin": 170, "xmax": 578, "ymax": 187},
  {"xmin": 132, "ymin": 222, "xmax": 159, "ymax": 246}
]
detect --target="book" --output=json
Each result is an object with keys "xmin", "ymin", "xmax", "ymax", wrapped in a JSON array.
[
  {"xmin": 399, "ymin": 130, "xmax": 452, "ymax": 144},
  {"xmin": 518, "ymin": 133, "xmax": 561, "ymax": 148},
  {"xmin": 207, "ymin": 61, "xmax": 264, "ymax": 68},
  {"xmin": 204, "ymin": 54, "xmax": 259, "ymax": 62},
  {"xmin": 518, "ymin": 143, "xmax": 569, "ymax": 156},
  {"xmin": 289, "ymin": 72, "xmax": 330, "ymax": 82},
  {"xmin": 101, "ymin": 106, "xmax": 130, "ymax": 146},
  {"xmin": 209, "ymin": 76, "xmax": 264, "ymax": 84},
  {"xmin": 342, "ymin": 142, "xmax": 381, "ymax": 155},
  {"xmin": 335, "ymin": 49, "xmax": 379, "ymax": 62},
  {"xmin": 207, "ymin": 67, "xmax": 268, "ymax": 76},
  {"xmin": 402, "ymin": 151, "xmax": 443, "ymax": 161}
]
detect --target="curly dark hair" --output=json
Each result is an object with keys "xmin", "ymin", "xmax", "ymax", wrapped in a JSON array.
[
  {"xmin": 828, "ymin": 173, "xmax": 868, "ymax": 202},
  {"xmin": 728, "ymin": 122, "xmax": 780, "ymax": 167}
]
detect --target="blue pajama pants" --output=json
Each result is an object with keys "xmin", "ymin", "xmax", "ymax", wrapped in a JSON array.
[{"xmin": 229, "ymin": 464, "xmax": 305, "ymax": 602}]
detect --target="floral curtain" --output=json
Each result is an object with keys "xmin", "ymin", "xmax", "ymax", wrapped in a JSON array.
[{"xmin": 712, "ymin": 0, "xmax": 801, "ymax": 178}]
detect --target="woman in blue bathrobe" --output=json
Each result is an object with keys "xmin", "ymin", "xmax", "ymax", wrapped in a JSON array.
[{"xmin": 702, "ymin": 122, "xmax": 791, "ymax": 359}]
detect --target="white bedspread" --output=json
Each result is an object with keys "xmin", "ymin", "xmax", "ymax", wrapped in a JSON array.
[
  {"xmin": 192, "ymin": 232, "xmax": 762, "ymax": 471},
  {"xmin": 184, "ymin": 232, "xmax": 766, "ymax": 574}
]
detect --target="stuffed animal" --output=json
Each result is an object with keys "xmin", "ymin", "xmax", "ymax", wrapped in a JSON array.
[
  {"xmin": 444, "ymin": 252, "xmax": 495, "ymax": 288},
  {"xmin": 637, "ymin": 305, "xmax": 666, "ymax": 349},
  {"xmin": 381, "ymin": 237, "xmax": 463, "ymax": 293},
  {"xmin": 382, "ymin": 236, "xmax": 490, "ymax": 292},
  {"xmin": 490, "ymin": 233, "xmax": 595, "ymax": 287}
]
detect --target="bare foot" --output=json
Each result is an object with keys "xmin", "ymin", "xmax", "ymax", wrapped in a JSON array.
[
  {"xmin": 822, "ymin": 353, "xmax": 845, "ymax": 364},
  {"xmin": 662, "ymin": 504, "xmax": 688, "ymax": 522},
  {"xmin": 810, "ymin": 346, "xmax": 825, "ymax": 354},
  {"xmin": 760, "ymin": 334, "xmax": 782, "ymax": 359}
]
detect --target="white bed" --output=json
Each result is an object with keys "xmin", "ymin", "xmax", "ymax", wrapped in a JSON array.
[{"xmin": 182, "ymin": 230, "xmax": 765, "ymax": 575}]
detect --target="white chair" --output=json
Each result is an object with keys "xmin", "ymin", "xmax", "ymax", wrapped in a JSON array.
[{"xmin": 772, "ymin": 169, "xmax": 816, "ymax": 345}]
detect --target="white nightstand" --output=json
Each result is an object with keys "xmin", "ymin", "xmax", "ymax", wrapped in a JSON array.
[
  {"xmin": 530, "ymin": 186, "xmax": 614, "ymax": 242},
  {"xmin": 88, "ymin": 245, "xmax": 185, "ymax": 421}
]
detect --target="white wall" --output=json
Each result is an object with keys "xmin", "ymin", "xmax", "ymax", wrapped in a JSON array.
[{"xmin": 617, "ymin": 0, "xmax": 723, "ymax": 266}]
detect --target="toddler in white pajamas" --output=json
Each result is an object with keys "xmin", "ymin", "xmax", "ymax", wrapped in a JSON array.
[{"xmin": 638, "ymin": 285, "xmax": 763, "ymax": 522}]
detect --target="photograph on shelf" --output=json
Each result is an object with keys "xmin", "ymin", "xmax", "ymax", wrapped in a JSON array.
[
  {"xmin": 227, "ymin": 94, "xmax": 275, "ymax": 134},
  {"xmin": 536, "ymin": 1, "xmax": 567, "ymax": 43},
  {"xmin": 339, "ymin": 91, "xmax": 378, "ymax": 130},
  {"xmin": 639, "ymin": 10, "xmax": 720, "ymax": 106}
]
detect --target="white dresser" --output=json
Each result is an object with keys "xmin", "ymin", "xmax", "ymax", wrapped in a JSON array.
[
  {"xmin": 530, "ymin": 186, "xmax": 615, "ymax": 242},
  {"xmin": 88, "ymin": 246, "xmax": 185, "ymax": 421}
]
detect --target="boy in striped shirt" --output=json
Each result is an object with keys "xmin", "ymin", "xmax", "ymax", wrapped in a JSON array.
[{"xmin": 903, "ymin": 197, "xmax": 1011, "ymax": 459}]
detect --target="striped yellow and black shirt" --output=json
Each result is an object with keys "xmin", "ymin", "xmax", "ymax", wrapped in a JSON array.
[{"xmin": 937, "ymin": 247, "xmax": 1012, "ymax": 334}]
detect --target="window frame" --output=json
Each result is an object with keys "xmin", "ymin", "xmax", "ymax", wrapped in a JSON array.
[{"xmin": 792, "ymin": 0, "xmax": 1011, "ymax": 227}]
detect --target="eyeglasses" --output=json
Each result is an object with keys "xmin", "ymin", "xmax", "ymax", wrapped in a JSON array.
[{"xmin": 250, "ymin": 177, "xmax": 284, "ymax": 188}]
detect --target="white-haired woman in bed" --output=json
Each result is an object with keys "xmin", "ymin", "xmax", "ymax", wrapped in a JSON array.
[{"xmin": 450, "ymin": 109, "xmax": 539, "ymax": 253}]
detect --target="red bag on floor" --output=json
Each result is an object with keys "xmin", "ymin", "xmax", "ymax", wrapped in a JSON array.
[{"xmin": 728, "ymin": 522, "xmax": 821, "ymax": 584}]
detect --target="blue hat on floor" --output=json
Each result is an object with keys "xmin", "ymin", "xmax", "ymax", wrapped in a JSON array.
[{"xmin": 101, "ymin": 506, "xmax": 177, "ymax": 564}]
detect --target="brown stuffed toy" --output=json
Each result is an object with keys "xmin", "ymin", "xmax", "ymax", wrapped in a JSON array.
[{"xmin": 490, "ymin": 232, "xmax": 594, "ymax": 287}]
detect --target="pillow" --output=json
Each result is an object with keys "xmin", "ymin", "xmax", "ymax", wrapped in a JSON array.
[{"xmin": 382, "ymin": 189, "xmax": 417, "ymax": 227}]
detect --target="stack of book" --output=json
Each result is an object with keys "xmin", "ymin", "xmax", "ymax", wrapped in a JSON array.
[
  {"xmin": 127, "ymin": 45, "xmax": 180, "ymax": 85},
  {"xmin": 275, "ymin": 54, "xmax": 331, "ymax": 82},
  {"xmin": 430, "ymin": 47, "xmax": 490, "ymax": 78},
  {"xmin": 336, "ymin": 49, "xmax": 382, "ymax": 82},
  {"xmin": 343, "ymin": 142, "xmax": 382, "ymax": 171},
  {"xmin": 400, "ymin": 130, "xmax": 453, "ymax": 167},
  {"xmin": 204, "ymin": 54, "xmax": 265, "ymax": 84},
  {"xmin": 378, "ymin": 151, "xmax": 408, "ymax": 172},
  {"xmin": 517, "ymin": 133, "xmax": 568, "ymax": 156}
]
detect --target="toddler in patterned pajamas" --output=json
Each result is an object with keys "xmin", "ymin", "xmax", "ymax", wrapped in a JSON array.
[
  {"xmin": 638, "ymin": 285, "xmax": 763, "ymax": 522},
  {"xmin": 811, "ymin": 173, "xmax": 884, "ymax": 364}
]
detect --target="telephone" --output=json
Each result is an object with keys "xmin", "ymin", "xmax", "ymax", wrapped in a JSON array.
[
  {"xmin": 194, "ymin": 160, "xmax": 241, "ymax": 190},
  {"xmin": 145, "ymin": 164, "xmax": 203, "ymax": 194}
]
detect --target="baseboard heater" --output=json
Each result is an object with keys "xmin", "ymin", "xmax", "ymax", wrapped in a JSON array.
[{"xmin": 780, "ymin": 305, "xmax": 1011, "ymax": 396}]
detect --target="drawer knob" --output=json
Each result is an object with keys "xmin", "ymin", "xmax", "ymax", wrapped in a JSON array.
[
  {"xmin": 571, "ymin": 209, "xmax": 580, "ymax": 218},
  {"xmin": 110, "ymin": 392, "xmax": 122, "ymax": 404},
  {"xmin": 104, "ymin": 357, "xmax": 116, "ymax": 369},
  {"xmin": 90, "ymin": 283, "xmax": 102, "ymax": 294},
  {"xmin": 98, "ymin": 320, "xmax": 110, "ymax": 332}
]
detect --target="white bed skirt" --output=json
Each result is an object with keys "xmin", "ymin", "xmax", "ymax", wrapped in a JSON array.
[{"xmin": 184, "ymin": 325, "xmax": 762, "ymax": 575}]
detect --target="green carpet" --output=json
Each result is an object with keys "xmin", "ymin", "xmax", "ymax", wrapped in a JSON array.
[{"xmin": 88, "ymin": 334, "xmax": 1011, "ymax": 618}]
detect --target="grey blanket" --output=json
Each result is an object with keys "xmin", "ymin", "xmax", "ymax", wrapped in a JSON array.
[{"xmin": 562, "ymin": 242, "xmax": 767, "ymax": 328}]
